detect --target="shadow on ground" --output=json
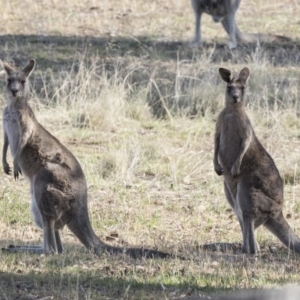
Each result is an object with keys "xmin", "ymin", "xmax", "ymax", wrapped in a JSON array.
[
  {"xmin": 0, "ymin": 257, "xmax": 296, "ymax": 300},
  {"xmin": 0, "ymin": 34, "xmax": 299, "ymax": 69},
  {"xmin": 1, "ymin": 239, "xmax": 299, "ymax": 299},
  {"xmin": 0, "ymin": 34, "xmax": 299, "ymax": 118}
]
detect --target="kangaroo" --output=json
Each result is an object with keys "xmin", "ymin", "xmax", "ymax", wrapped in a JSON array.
[
  {"xmin": 1, "ymin": 59, "xmax": 174, "ymax": 259},
  {"xmin": 191, "ymin": 0, "xmax": 290, "ymax": 49},
  {"xmin": 191, "ymin": 0, "xmax": 242, "ymax": 49},
  {"xmin": 214, "ymin": 66, "xmax": 300, "ymax": 254}
]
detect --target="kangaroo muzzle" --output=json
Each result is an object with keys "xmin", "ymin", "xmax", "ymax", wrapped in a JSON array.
[
  {"xmin": 232, "ymin": 95, "xmax": 240, "ymax": 103},
  {"xmin": 11, "ymin": 88, "xmax": 18, "ymax": 97}
]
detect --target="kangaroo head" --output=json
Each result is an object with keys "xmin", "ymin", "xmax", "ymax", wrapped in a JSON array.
[
  {"xmin": 2, "ymin": 59, "xmax": 35, "ymax": 100},
  {"xmin": 219, "ymin": 67, "xmax": 250, "ymax": 105}
]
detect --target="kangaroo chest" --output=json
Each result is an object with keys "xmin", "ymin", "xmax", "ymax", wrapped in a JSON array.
[
  {"xmin": 3, "ymin": 106, "xmax": 33, "ymax": 157},
  {"xmin": 218, "ymin": 113, "xmax": 250, "ymax": 170}
]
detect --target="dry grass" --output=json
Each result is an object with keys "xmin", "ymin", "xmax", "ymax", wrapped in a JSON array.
[
  {"xmin": 0, "ymin": 0, "xmax": 298, "ymax": 40},
  {"xmin": 0, "ymin": 0, "xmax": 300, "ymax": 299}
]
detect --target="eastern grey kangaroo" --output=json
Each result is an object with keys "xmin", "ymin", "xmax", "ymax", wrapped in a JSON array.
[
  {"xmin": 191, "ymin": 0, "xmax": 243, "ymax": 49},
  {"xmin": 214, "ymin": 67, "xmax": 300, "ymax": 254},
  {"xmin": 1, "ymin": 59, "xmax": 172, "ymax": 259},
  {"xmin": 190, "ymin": 0, "xmax": 290, "ymax": 49}
]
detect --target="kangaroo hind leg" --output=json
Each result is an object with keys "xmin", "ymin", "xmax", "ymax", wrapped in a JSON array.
[
  {"xmin": 240, "ymin": 214, "xmax": 257, "ymax": 254},
  {"xmin": 2, "ymin": 230, "xmax": 63, "ymax": 254},
  {"xmin": 237, "ymin": 182, "xmax": 258, "ymax": 254},
  {"xmin": 3, "ymin": 182, "xmax": 65, "ymax": 254},
  {"xmin": 224, "ymin": 181, "xmax": 245, "ymax": 234}
]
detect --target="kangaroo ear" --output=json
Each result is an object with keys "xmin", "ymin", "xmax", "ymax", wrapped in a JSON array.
[
  {"xmin": 1, "ymin": 61, "xmax": 15, "ymax": 76},
  {"xmin": 238, "ymin": 67, "xmax": 250, "ymax": 84},
  {"xmin": 219, "ymin": 68, "xmax": 232, "ymax": 83},
  {"xmin": 22, "ymin": 59, "xmax": 35, "ymax": 77}
]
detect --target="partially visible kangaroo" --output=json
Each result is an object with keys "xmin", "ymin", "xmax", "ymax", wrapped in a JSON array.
[
  {"xmin": 191, "ymin": 0, "xmax": 290, "ymax": 49},
  {"xmin": 1, "ymin": 59, "xmax": 173, "ymax": 259},
  {"xmin": 214, "ymin": 66, "xmax": 300, "ymax": 254},
  {"xmin": 191, "ymin": 0, "xmax": 242, "ymax": 49}
]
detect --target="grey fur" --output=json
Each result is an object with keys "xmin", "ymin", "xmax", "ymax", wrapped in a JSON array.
[
  {"xmin": 191, "ymin": 0, "xmax": 242, "ymax": 49},
  {"xmin": 1, "ymin": 59, "xmax": 173, "ymax": 259},
  {"xmin": 190, "ymin": 0, "xmax": 290, "ymax": 49},
  {"xmin": 214, "ymin": 67, "xmax": 300, "ymax": 254}
]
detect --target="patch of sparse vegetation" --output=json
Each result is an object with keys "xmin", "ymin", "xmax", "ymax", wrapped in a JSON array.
[{"xmin": 0, "ymin": 0, "xmax": 299, "ymax": 299}]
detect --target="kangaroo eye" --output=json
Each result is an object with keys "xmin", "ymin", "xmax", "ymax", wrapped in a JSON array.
[
  {"xmin": 7, "ymin": 79, "xmax": 11, "ymax": 84},
  {"xmin": 227, "ymin": 86, "xmax": 231, "ymax": 91},
  {"xmin": 21, "ymin": 80, "xmax": 26, "ymax": 84}
]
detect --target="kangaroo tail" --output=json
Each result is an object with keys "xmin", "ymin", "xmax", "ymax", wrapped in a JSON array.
[
  {"xmin": 235, "ymin": 24, "xmax": 291, "ymax": 44},
  {"xmin": 67, "ymin": 210, "xmax": 182, "ymax": 260},
  {"xmin": 221, "ymin": 17, "xmax": 290, "ymax": 44},
  {"xmin": 264, "ymin": 211, "xmax": 300, "ymax": 253},
  {"xmin": 235, "ymin": 25, "xmax": 257, "ymax": 43}
]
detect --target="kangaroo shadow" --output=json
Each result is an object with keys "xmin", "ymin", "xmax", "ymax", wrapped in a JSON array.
[
  {"xmin": 1, "ymin": 241, "xmax": 298, "ymax": 300},
  {"xmin": 0, "ymin": 34, "xmax": 299, "ymax": 119},
  {"xmin": 0, "ymin": 34, "xmax": 299, "ymax": 68}
]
